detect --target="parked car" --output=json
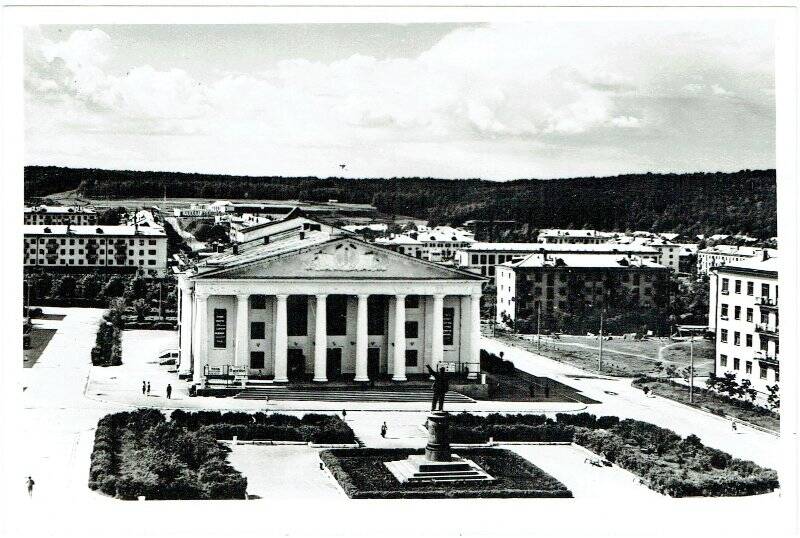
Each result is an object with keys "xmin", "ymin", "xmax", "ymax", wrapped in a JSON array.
[{"xmin": 157, "ymin": 349, "xmax": 180, "ymax": 366}]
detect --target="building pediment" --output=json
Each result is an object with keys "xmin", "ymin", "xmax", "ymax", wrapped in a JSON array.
[{"xmin": 196, "ymin": 238, "xmax": 483, "ymax": 281}]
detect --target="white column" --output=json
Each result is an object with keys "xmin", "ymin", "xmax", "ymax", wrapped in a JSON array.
[
  {"xmin": 192, "ymin": 293, "xmax": 208, "ymax": 384},
  {"xmin": 393, "ymin": 294, "xmax": 407, "ymax": 381},
  {"xmin": 354, "ymin": 294, "xmax": 370, "ymax": 382},
  {"xmin": 234, "ymin": 294, "xmax": 249, "ymax": 368},
  {"xmin": 468, "ymin": 293, "xmax": 481, "ymax": 380},
  {"xmin": 273, "ymin": 294, "xmax": 288, "ymax": 382},
  {"xmin": 313, "ymin": 294, "xmax": 328, "ymax": 382},
  {"xmin": 431, "ymin": 294, "xmax": 445, "ymax": 369},
  {"xmin": 178, "ymin": 280, "xmax": 193, "ymax": 376}
]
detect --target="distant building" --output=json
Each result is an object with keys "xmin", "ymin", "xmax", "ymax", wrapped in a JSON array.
[
  {"xmin": 342, "ymin": 223, "xmax": 390, "ymax": 234},
  {"xmin": 229, "ymin": 208, "xmax": 345, "ymax": 244},
  {"xmin": 697, "ymin": 246, "xmax": 778, "ymax": 276},
  {"xmin": 376, "ymin": 226, "xmax": 474, "ymax": 262},
  {"xmin": 454, "ymin": 242, "xmax": 660, "ymax": 277},
  {"xmin": 24, "ymin": 205, "xmax": 97, "ymax": 226},
  {"xmin": 24, "ymin": 224, "xmax": 168, "ymax": 277},
  {"xmin": 708, "ymin": 253, "xmax": 779, "ymax": 402},
  {"xmin": 676, "ymin": 243, "xmax": 700, "ymax": 273},
  {"xmin": 537, "ymin": 229, "xmax": 616, "ymax": 245},
  {"xmin": 496, "ymin": 253, "xmax": 669, "ymax": 326}
]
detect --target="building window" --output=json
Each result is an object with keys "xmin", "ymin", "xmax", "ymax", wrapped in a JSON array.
[
  {"xmin": 745, "ymin": 361, "xmax": 752, "ymax": 374},
  {"xmin": 721, "ymin": 304, "xmax": 728, "ymax": 318},
  {"xmin": 734, "ymin": 306, "xmax": 741, "ymax": 320},
  {"xmin": 746, "ymin": 308, "xmax": 753, "ymax": 323},
  {"xmin": 720, "ymin": 354, "xmax": 727, "ymax": 367},
  {"xmin": 250, "ymin": 351, "xmax": 265, "ymax": 369},
  {"xmin": 287, "ymin": 296, "xmax": 308, "ymax": 336},
  {"xmin": 720, "ymin": 329, "xmax": 728, "ymax": 343},
  {"xmin": 405, "ymin": 350, "xmax": 418, "ymax": 367},
  {"xmin": 734, "ymin": 280, "xmax": 741, "ymax": 294},
  {"xmin": 733, "ymin": 357, "xmax": 740, "ymax": 370},
  {"xmin": 760, "ymin": 366, "xmax": 767, "ymax": 380},
  {"xmin": 404, "ymin": 321, "xmax": 419, "ymax": 339},
  {"xmin": 250, "ymin": 321, "xmax": 265, "ymax": 340},
  {"xmin": 149, "ymin": 240, "xmax": 156, "ymax": 245},
  {"xmin": 760, "ymin": 338, "xmax": 768, "ymax": 352},
  {"xmin": 775, "ymin": 370, "xmax": 780, "ymax": 382},
  {"xmin": 761, "ymin": 311, "xmax": 769, "ymax": 324},
  {"xmin": 471, "ymin": 254, "xmax": 479, "ymax": 265},
  {"xmin": 721, "ymin": 278, "xmax": 729, "ymax": 293},
  {"xmin": 405, "ymin": 295, "xmax": 420, "ymax": 309},
  {"xmin": 148, "ymin": 249, "xmax": 156, "ymax": 255},
  {"xmin": 745, "ymin": 334, "xmax": 752, "ymax": 347},
  {"xmin": 733, "ymin": 332, "xmax": 740, "ymax": 346},
  {"xmin": 250, "ymin": 295, "xmax": 267, "ymax": 309},
  {"xmin": 147, "ymin": 260, "xmax": 156, "ymax": 265},
  {"xmin": 747, "ymin": 281, "xmax": 753, "ymax": 295},
  {"xmin": 326, "ymin": 295, "xmax": 348, "ymax": 336},
  {"xmin": 761, "ymin": 283, "xmax": 769, "ymax": 298}
]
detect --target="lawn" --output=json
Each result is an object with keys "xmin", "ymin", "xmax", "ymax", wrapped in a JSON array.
[
  {"xmin": 23, "ymin": 328, "xmax": 57, "ymax": 368},
  {"xmin": 321, "ymin": 448, "xmax": 572, "ymax": 499},
  {"xmin": 494, "ymin": 332, "xmax": 714, "ymax": 377},
  {"xmin": 633, "ymin": 378, "xmax": 779, "ymax": 433}
]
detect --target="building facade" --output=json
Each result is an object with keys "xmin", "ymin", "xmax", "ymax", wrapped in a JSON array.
[
  {"xmin": 697, "ymin": 246, "xmax": 777, "ymax": 275},
  {"xmin": 375, "ymin": 226, "xmax": 474, "ymax": 262},
  {"xmin": 24, "ymin": 225, "xmax": 168, "ymax": 276},
  {"xmin": 496, "ymin": 253, "xmax": 669, "ymax": 325},
  {"xmin": 24, "ymin": 205, "xmax": 97, "ymax": 225},
  {"xmin": 709, "ymin": 255, "xmax": 779, "ymax": 399},
  {"xmin": 537, "ymin": 229, "xmax": 615, "ymax": 244},
  {"xmin": 455, "ymin": 242, "xmax": 660, "ymax": 277},
  {"xmin": 178, "ymin": 217, "xmax": 485, "ymax": 385}
]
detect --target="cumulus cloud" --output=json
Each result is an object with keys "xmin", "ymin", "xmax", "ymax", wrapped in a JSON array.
[{"xmin": 24, "ymin": 21, "xmax": 775, "ymax": 179}]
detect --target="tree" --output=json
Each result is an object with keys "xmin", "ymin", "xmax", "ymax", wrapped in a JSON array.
[
  {"xmin": 738, "ymin": 379, "xmax": 758, "ymax": 402},
  {"xmin": 665, "ymin": 365, "xmax": 678, "ymax": 379},
  {"xmin": 652, "ymin": 362, "xmax": 664, "ymax": 378},
  {"xmin": 132, "ymin": 299, "xmax": 150, "ymax": 322},
  {"xmin": 715, "ymin": 373, "xmax": 740, "ymax": 398},
  {"xmin": 98, "ymin": 206, "xmax": 127, "ymax": 225},
  {"xmin": 103, "ymin": 275, "xmax": 127, "ymax": 298},
  {"xmin": 766, "ymin": 384, "xmax": 780, "ymax": 411}
]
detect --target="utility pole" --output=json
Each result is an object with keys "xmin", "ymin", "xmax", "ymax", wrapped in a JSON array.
[
  {"xmin": 689, "ymin": 333, "xmax": 695, "ymax": 403},
  {"xmin": 598, "ymin": 307, "xmax": 604, "ymax": 372},
  {"xmin": 536, "ymin": 301, "xmax": 541, "ymax": 352}
]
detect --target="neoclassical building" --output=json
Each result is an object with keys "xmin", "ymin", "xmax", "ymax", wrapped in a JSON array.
[{"xmin": 177, "ymin": 215, "xmax": 486, "ymax": 385}]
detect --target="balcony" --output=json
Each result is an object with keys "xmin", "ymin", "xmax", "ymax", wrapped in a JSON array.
[
  {"xmin": 754, "ymin": 351, "xmax": 779, "ymax": 365},
  {"xmin": 757, "ymin": 296, "xmax": 778, "ymax": 310},
  {"xmin": 755, "ymin": 324, "xmax": 779, "ymax": 338}
]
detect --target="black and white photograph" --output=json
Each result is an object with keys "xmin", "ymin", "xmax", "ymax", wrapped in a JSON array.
[{"xmin": 1, "ymin": 4, "xmax": 797, "ymax": 538}]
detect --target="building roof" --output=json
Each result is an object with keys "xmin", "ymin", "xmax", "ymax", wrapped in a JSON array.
[
  {"xmin": 503, "ymin": 253, "xmax": 667, "ymax": 270},
  {"xmin": 24, "ymin": 205, "xmax": 96, "ymax": 214},
  {"xmin": 538, "ymin": 228, "xmax": 615, "ymax": 238},
  {"xmin": 699, "ymin": 245, "xmax": 777, "ymax": 257},
  {"xmin": 465, "ymin": 242, "xmax": 658, "ymax": 254},
  {"xmin": 375, "ymin": 235, "xmax": 423, "ymax": 245},
  {"xmin": 715, "ymin": 254, "xmax": 778, "ymax": 277},
  {"xmin": 24, "ymin": 224, "xmax": 165, "ymax": 237}
]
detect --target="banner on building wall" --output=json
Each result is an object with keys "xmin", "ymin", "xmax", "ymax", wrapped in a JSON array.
[
  {"xmin": 443, "ymin": 307, "xmax": 455, "ymax": 346},
  {"xmin": 213, "ymin": 308, "xmax": 227, "ymax": 348}
]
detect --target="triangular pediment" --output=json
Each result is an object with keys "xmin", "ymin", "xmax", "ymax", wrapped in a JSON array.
[{"xmin": 197, "ymin": 238, "xmax": 483, "ymax": 281}]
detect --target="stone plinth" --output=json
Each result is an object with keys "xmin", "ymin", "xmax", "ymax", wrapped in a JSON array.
[
  {"xmin": 425, "ymin": 411, "xmax": 451, "ymax": 462},
  {"xmin": 385, "ymin": 411, "xmax": 494, "ymax": 484}
]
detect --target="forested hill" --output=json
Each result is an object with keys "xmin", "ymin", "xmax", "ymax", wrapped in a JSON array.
[{"xmin": 24, "ymin": 166, "xmax": 777, "ymax": 238}]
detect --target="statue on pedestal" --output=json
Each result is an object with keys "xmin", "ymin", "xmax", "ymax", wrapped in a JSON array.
[{"xmin": 426, "ymin": 365, "xmax": 448, "ymax": 411}]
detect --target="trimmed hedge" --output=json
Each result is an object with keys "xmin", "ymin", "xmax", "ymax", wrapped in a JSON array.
[
  {"xmin": 321, "ymin": 448, "xmax": 572, "ymax": 499},
  {"xmin": 447, "ymin": 412, "xmax": 778, "ymax": 497}
]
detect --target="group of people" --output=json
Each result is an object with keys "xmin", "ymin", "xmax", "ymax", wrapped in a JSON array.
[{"xmin": 142, "ymin": 381, "xmax": 172, "ymax": 399}]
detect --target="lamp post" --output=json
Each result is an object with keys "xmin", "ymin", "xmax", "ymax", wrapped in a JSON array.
[
  {"xmin": 598, "ymin": 307, "xmax": 604, "ymax": 372},
  {"xmin": 689, "ymin": 332, "xmax": 695, "ymax": 403},
  {"xmin": 536, "ymin": 301, "xmax": 541, "ymax": 352}
]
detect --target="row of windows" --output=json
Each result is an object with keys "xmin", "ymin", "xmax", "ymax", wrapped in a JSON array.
[
  {"xmin": 26, "ymin": 258, "xmax": 159, "ymax": 266},
  {"xmin": 720, "ymin": 278, "xmax": 776, "ymax": 298},
  {"xmin": 720, "ymin": 305, "xmax": 764, "ymax": 323},
  {"xmin": 28, "ymin": 249, "xmax": 158, "ymax": 256},
  {"xmin": 470, "ymin": 253, "xmax": 518, "ymax": 265},
  {"xmin": 719, "ymin": 354, "xmax": 778, "ymax": 381},
  {"xmin": 26, "ymin": 238, "xmax": 159, "ymax": 246},
  {"xmin": 719, "ymin": 330, "xmax": 779, "ymax": 352},
  {"xmin": 248, "ymin": 349, "xmax": 422, "ymax": 369}
]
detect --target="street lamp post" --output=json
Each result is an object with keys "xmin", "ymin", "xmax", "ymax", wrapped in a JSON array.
[
  {"xmin": 689, "ymin": 333, "xmax": 695, "ymax": 403},
  {"xmin": 536, "ymin": 301, "xmax": 541, "ymax": 352},
  {"xmin": 598, "ymin": 307, "xmax": 604, "ymax": 372}
]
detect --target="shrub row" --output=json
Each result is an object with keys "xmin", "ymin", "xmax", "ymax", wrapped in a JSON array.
[
  {"xmin": 480, "ymin": 350, "xmax": 515, "ymax": 375},
  {"xmin": 447, "ymin": 412, "xmax": 778, "ymax": 497},
  {"xmin": 90, "ymin": 300, "xmax": 125, "ymax": 367}
]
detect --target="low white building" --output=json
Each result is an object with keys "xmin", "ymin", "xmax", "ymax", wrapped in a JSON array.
[
  {"xmin": 709, "ymin": 254, "xmax": 779, "ymax": 400},
  {"xmin": 455, "ymin": 242, "xmax": 660, "ymax": 277},
  {"xmin": 697, "ymin": 246, "xmax": 778, "ymax": 276},
  {"xmin": 537, "ymin": 229, "xmax": 616, "ymax": 244},
  {"xmin": 177, "ymin": 215, "xmax": 486, "ymax": 384},
  {"xmin": 24, "ymin": 224, "xmax": 169, "ymax": 277},
  {"xmin": 376, "ymin": 226, "xmax": 474, "ymax": 262},
  {"xmin": 24, "ymin": 205, "xmax": 97, "ymax": 226}
]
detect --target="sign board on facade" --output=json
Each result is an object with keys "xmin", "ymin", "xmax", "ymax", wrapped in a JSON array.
[
  {"xmin": 443, "ymin": 307, "xmax": 455, "ymax": 346},
  {"xmin": 213, "ymin": 308, "xmax": 227, "ymax": 348}
]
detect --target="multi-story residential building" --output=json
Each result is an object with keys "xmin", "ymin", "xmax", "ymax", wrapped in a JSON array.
[
  {"xmin": 375, "ymin": 226, "xmax": 474, "ymax": 262},
  {"xmin": 639, "ymin": 239, "xmax": 681, "ymax": 272},
  {"xmin": 24, "ymin": 224, "xmax": 169, "ymax": 277},
  {"xmin": 697, "ymin": 246, "xmax": 778, "ymax": 275},
  {"xmin": 708, "ymin": 254, "xmax": 779, "ymax": 400},
  {"xmin": 495, "ymin": 253, "xmax": 669, "ymax": 325},
  {"xmin": 537, "ymin": 229, "xmax": 616, "ymax": 244},
  {"xmin": 24, "ymin": 205, "xmax": 97, "ymax": 226},
  {"xmin": 677, "ymin": 243, "xmax": 700, "ymax": 273},
  {"xmin": 455, "ymin": 242, "xmax": 660, "ymax": 277}
]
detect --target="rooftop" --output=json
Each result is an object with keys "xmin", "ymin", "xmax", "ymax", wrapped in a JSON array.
[
  {"xmin": 700, "ymin": 245, "xmax": 777, "ymax": 257},
  {"xmin": 465, "ymin": 242, "xmax": 658, "ymax": 254},
  {"xmin": 24, "ymin": 205, "xmax": 96, "ymax": 214},
  {"xmin": 716, "ymin": 254, "xmax": 779, "ymax": 276},
  {"xmin": 503, "ymin": 253, "xmax": 667, "ymax": 270},
  {"xmin": 24, "ymin": 224, "xmax": 166, "ymax": 237}
]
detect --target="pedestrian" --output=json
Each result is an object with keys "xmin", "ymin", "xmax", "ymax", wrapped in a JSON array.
[
  {"xmin": 731, "ymin": 420, "xmax": 738, "ymax": 432},
  {"xmin": 342, "ymin": 409, "xmax": 347, "ymax": 418},
  {"xmin": 142, "ymin": 381, "xmax": 146, "ymax": 395},
  {"xmin": 146, "ymin": 382, "xmax": 151, "ymax": 395},
  {"xmin": 26, "ymin": 476, "xmax": 34, "ymax": 498},
  {"xmin": 166, "ymin": 384, "xmax": 172, "ymax": 399},
  {"xmin": 380, "ymin": 421, "xmax": 388, "ymax": 439}
]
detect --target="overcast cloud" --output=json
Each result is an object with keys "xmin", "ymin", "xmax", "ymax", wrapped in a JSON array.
[{"xmin": 24, "ymin": 22, "xmax": 775, "ymax": 180}]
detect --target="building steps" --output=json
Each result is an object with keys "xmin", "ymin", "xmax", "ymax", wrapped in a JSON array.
[{"xmin": 233, "ymin": 387, "xmax": 474, "ymax": 403}]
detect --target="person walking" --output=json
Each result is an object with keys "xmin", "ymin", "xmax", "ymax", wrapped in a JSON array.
[
  {"xmin": 166, "ymin": 384, "xmax": 172, "ymax": 399},
  {"xmin": 26, "ymin": 476, "xmax": 34, "ymax": 498},
  {"xmin": 142, "ymin": 381, "xmax": 146, "ymax": 395},
  {"xmin": 342, "ymin": 409, "xmax": 347, "ymax": 418},
  {"xmin": 146, "ymin": 382, "xmax": 151, "ymax": 396},
  {"xmin": 731, "ymin": 420, "xmax": 738, "ymax": 432},
  {"xmin": 380, "ymin": 422, "xmax": 388, "ymax": 439}
]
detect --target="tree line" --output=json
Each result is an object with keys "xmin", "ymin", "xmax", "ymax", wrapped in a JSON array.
[{"xmin": 25, "ymin": 166, "xmax": 777, "ymax": 238}]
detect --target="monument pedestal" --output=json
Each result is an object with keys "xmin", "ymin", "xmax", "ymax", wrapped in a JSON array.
[{"xmin": 385, "ymin": 411, "xmax": 494, "ymax": 484}]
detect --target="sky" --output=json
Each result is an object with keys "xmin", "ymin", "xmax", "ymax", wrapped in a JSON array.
[{"xmin": 24, "ymin": 21, "xmax": 775, "ymax": 180}]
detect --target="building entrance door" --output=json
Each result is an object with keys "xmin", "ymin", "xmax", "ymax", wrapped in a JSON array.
[
  {"xmin": 367, "ymin": 348, "xmax": 381, "ymax": 379},
  {"xmin": 287, "ymin": 349, "xmax": 305, "ymax": 381},
  {"xmin": 326, "ymin": 348, "xmax": 342, "ymax": 380}
]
